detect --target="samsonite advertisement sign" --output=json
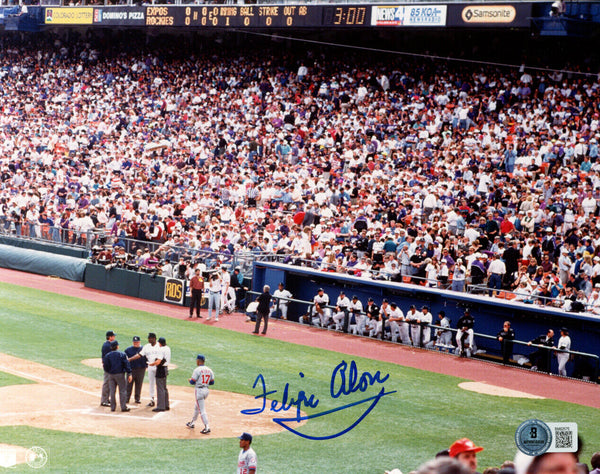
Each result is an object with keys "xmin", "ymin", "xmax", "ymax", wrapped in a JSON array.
[
  {"xmin": 448, "ymin": 3, "xmax": 531, "ymax": 27},
  {"xmin": 371, "ymin": 5, "xmax": 447, "ymax": 26}
]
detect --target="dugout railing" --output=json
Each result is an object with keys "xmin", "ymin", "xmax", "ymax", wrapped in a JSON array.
[{"xmin": 246, "ymin": 289, "xmax": 600, "ymax": 383}]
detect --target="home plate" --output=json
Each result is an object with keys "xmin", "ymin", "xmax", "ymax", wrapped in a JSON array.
[{"xmin": 458, "ymin": 382, "xmax": 545, "ymax": 399}]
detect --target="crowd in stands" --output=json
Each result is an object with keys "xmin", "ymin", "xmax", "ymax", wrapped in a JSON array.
[
  {"xmin": 2, "ymin": 35, "xmax": 600, "ymax": 313},
  {"xmin": 387, "ymin": 438, "xmax": 599, "ymax": 474}
]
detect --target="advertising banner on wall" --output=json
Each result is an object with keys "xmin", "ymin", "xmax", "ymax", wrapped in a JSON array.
[
  {"xmin": 164, "ymin": 278, "xmax": 185, "ymax": 305},
  {"xmin": 371, "ymin": 5, "xmax": 447, "ymax": 26},
  {"xmin": 45, "ymin": 7, "xmax": 93, "ymax": 25},
  {"xmin": 447, "ymin": 3, "xmax": 532, "ymax": 27},
  {"xmin": 92, "ymin": 7, "xmax": 146, "ymax": 26}
]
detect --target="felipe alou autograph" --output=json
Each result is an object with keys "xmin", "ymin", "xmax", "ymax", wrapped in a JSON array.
[{"xmin": 241, "ymin": 360, "xmax": 396, "ymax": 440}]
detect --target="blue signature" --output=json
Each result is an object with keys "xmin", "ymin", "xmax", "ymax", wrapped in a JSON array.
[{"xmin": 241, "ymin": 360, "xmax": 396, "ymax": 440}]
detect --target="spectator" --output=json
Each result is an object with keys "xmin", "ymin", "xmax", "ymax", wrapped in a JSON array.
[{"xmin": 449, "ymin": 438, "xmax": 484, "ymax": 474}]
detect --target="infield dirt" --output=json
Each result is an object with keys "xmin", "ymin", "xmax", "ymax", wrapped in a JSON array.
[{"xmin": 0, "ymin": 353, "xmax": 291, "ymax": 439}]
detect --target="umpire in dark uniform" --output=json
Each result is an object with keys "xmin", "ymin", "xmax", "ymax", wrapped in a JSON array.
[
  {"xmin": 102, "ymin": 340, "xmax": 132, "ymax": 412},
  {"xmin": 101, "ymin": 330, "xmax": 116, "ymax": 407},
  {"xmin": 125, "ymin": 336, "xmax": 146, "ymax": 404}
]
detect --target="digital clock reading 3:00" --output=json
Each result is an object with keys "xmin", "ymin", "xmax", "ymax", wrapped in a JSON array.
[{"xmin": 324, "ymin": 6, "xmax": 368, "ymax": 26}]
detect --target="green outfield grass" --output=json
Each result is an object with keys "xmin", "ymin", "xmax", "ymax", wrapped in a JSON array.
[
  {"xmin": 0, "ymin": 371, "xmax": 33, "ymax": 388},
  {"xmin": 0, "ymin": 282, "xmax": 598, "ymax": 474}
]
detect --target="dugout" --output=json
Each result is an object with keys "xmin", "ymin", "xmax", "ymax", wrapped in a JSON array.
[{"xmin": 252, "ymin": 261, "xmax": 600, "ymax": 376}]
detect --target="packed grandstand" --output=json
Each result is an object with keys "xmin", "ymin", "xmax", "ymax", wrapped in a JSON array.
[{"xmin": 1, "ymin": 33, "xmax": 599, "ymax": 314}]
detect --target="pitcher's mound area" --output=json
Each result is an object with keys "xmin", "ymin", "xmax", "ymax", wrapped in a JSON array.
[
  {"xmin": 0, "ymin": 353, "xmax": 298, "ymax": 439},
  {"xmin": 458, "ymin": 381, "xmax": 545, "ymax": 399}
]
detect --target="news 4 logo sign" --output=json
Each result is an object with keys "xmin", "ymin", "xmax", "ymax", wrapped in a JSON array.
[
  {"xmin": 371, "ymin": 5, "xmax": 446, "ymax": 27},
  {"xmin": 371, "ymin": 6, "xmax": 405, "ymax": 26}
]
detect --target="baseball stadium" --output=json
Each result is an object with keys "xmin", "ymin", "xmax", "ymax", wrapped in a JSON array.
[{"xmin": 0, "ymin": 0, "xmax": 600, "ymax": 472}]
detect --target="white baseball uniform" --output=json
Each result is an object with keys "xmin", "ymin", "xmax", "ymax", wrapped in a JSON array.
[
  {"xmin": 271, "ymin": 288, "xmax": 292, "ymax": 319},
  {"xmin": 139, "ymin": 342, "xmax": 162, "ymax": 399},
  {"xmin": 420, "ymin": 310, "xmax": 432, "ymax": 346},
  {"xmin": 436, "ymin": 316, "xmax": 453, "ymax": 346},
  {"xmin": 312, "ymin": 292, "xmax": 331, "ymax": 327},
  {"xmin": 405, "ymin": 309, "xmax": 423, "ymax": 346},
  {"xmin": 332, "ymin": 294, "xmax": 351, "ymax": 330},
  {"xmin": 556, "ymin": 335, "xmax": 571, "ymax": 376},
  {"xmin": 387, "ymin": 306, "xmax": 408, "ymax": 343},
  {"xmin": 349, "ymin": 299, "xmax": 365, "ymax": 335}
]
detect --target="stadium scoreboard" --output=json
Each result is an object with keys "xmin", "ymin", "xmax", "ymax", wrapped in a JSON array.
[
  {"xmin": 43, "ymin": 3, "xmax": 533, "ymax": 28},
  {"xmin": 144, "ymin": 5, "xmax": 369, "ymax": 27}
]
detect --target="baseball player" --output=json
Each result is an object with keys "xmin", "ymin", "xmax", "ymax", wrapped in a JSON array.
[
  {"xmin": 372, "ymin": 299, "xmax": 390, "ymax": 339},
  {"xmin": 186, "ymin": 354, "xmax": 214, "ymax": 434},
  {"xmin": 237, "ymin": 432, "xmax": 257, "ymax": 474},
  {"xmin": 312, "ymin": 288, "xmax": 331, "ymax": 327},
  {"xmin": 419, "ymin": 306, "xmax": 433, "ymax": 347},
  {"xmin": 219, "ymin": 266, "xmax": 231, "ymax": 313},
  {"xmin": 331, "ymin": 291, "xmax": 350, "ymax": 331},
  {"xmin": 387, "ymin": 302, "xmax": 407, "ymax": 343},
  {"xmin": 349, "ymin": 295, "xmax": 365, "ymax": 335},
  {"xmin": 405, "ymin": 305, "xmax": 423, "ymax": 347},
  {"xmin": 435, "ymin": 311, "xmax": 453, "ymax": 347},
  {"xmin": 128, "ymin": 332, "xmax": 162, "ymax": 407},
  {"xmin": 270, "ymin": 282, "xmax": 292, "ymax": 320}
]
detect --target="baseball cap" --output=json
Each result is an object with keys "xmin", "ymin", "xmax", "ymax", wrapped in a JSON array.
[
  {"xmin": 110, "ymin": 340, "xmax": 119, "ymax": 349},
  {"xmin": 158, "ymin": 337, "xmax": 166, "ymax": 345},
  {"xmin": 352, "ymin": 295, "xmax": 358, "ymax": 299},
  {"xmin": 197, "ymin": 354, "xmax": 205, "ymax": 361},
  {"xmin": 106, "ymin": 330, "xmax": 116, "ymax": 337},
  {"xmin": 148, "ymin": 332, "xmax": 157, "ymax": 339},
  {"xmin": 239, "ymin": 432, "xmax": 253, "ymax": 442},
  {"xmin": 449, "ymin": 438, "xmax": 484, "ymax": 457},
  {"xmin": 132, "ymin": 336, "xmax": 140, "ymax": 342}
]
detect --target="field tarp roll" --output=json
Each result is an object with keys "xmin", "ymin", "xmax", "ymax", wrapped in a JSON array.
[{"xmin": 0, "ymin": 244, "xmax": 86, "ymax": 281}]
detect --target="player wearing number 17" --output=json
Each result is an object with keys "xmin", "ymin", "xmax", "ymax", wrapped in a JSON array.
[{"xmin": 186, "ymin": 354, "xmax": 214, "ymax": 434}]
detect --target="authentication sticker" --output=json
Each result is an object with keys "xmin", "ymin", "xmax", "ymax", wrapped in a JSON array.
[
  {"xmin": 515, "ymin": 419, "xmax": 552, "ymax": 456},
  {"xmin": 547, "ymin": 423, "xmax": 578, "ymax": 453}
]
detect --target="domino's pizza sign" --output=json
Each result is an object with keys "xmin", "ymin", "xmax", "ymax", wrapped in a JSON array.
[{"xmin": 164, "ymin": 278, "xmax": 185, "ymax": 305}]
